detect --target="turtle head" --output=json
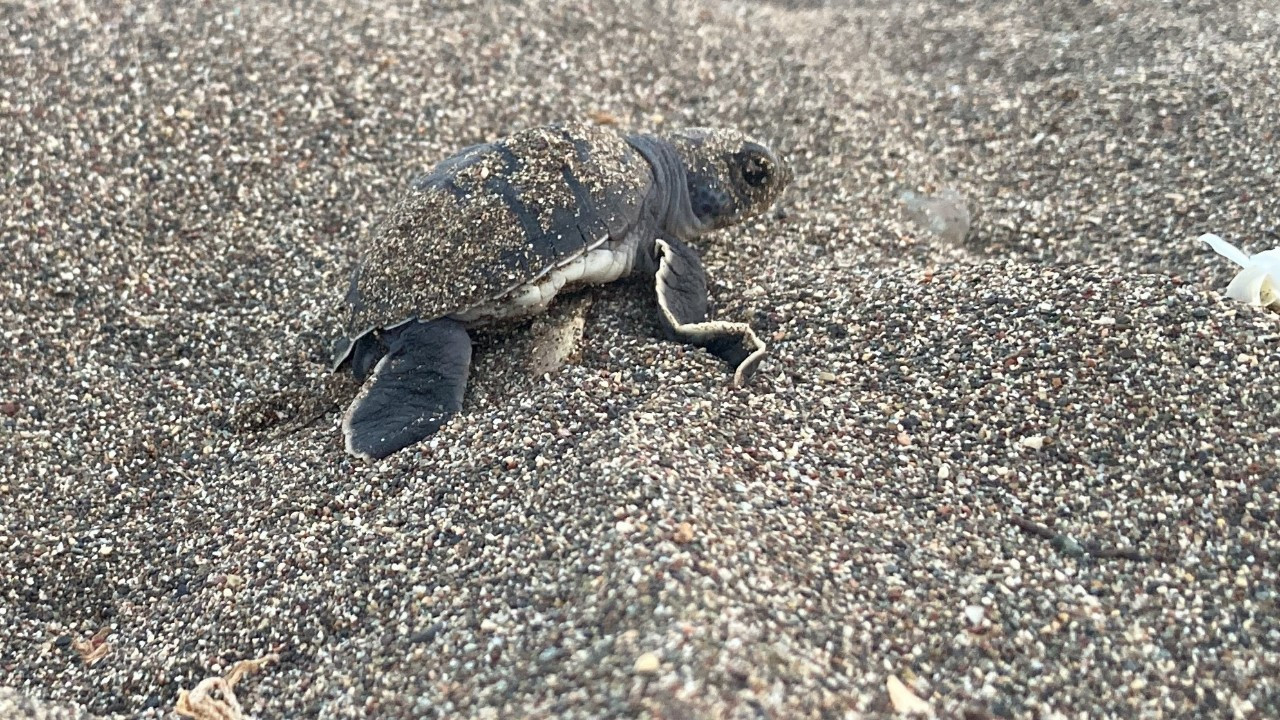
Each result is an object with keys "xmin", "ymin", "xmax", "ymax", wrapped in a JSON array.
[{"xmin": 667, "ymin": 128, "xmax": 791, "ymax": 234}]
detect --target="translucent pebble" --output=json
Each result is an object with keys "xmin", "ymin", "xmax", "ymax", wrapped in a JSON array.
[{"xmin": 900, "ymin": 188, "xmax": 971, "ymax": 244}]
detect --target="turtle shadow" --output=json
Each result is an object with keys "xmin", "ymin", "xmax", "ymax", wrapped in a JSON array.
[
  {"xmin": 225, "ymin": 329, "xmax": 353, "ymax": 442},
  {"xmin": 234, "ymin": 281, "xmax": 715, "ymax": 453},
  {"xmin": 229, "ymin": 375, "xmax": 350, "ymax": 436},
  {"xmin": 229, "ymin": 291, "xmax": 604, "ymax": 449}
]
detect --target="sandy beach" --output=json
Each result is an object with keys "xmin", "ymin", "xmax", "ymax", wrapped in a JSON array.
[{"xmin": 2, "ymin": 0, "xmax": 1278, "ymax": 717}]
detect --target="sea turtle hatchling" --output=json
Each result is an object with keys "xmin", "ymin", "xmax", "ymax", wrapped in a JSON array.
[{"xmin": 332, "ymin": 122, "xmax": 791, "ymax": 461}]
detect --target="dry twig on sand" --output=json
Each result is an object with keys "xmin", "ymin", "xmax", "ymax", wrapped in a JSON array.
[
  {"xmin": 175, "ymin": 653, "xmax": 280, "ymax": 720},
  {"xmin": 71, "ymin": 629, "xmax": 111, "ymax": 667},
  {"xmin": 1009, "ymin": 515, "xmax": 1147, "ymax": 561}
]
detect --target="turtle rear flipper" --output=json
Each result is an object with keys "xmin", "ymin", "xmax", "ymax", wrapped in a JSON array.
[
  {"xmin": 653, "ymin": 237, "xmax": 766, "ymax": 387},
  {"xmin": 341, "ymin": 318, "xmax": 472, "ymax": 461}
]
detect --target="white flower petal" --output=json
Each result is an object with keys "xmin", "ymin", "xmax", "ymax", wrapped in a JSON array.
[
  {"xmin": 1199, "ymin": 233, "xmax": 1251, "ymax": 268},
  {"xmin": 1224, "ymin": 265, "xmax": 1272, "ymax": 305},
  {"xmin": 1246, "ymin": 251, "xmax": 1280, "ymax": 306},
  {"xmin": 1249, "ymin": 248, "xmax": 1280, "ymax": 270}
]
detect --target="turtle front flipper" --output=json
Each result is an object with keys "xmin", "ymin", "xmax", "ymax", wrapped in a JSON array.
[
  {"xmin": 653, "ymin": 237, "xmax": 767, "ymax": 387},
  {"xmin": 341, "ymin": 318, "xmax": 472, "ymax": 461}
]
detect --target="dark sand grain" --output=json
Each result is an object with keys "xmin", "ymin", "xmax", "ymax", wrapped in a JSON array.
[{"xmin": 2, "ymin": 0, "xmax": 1278, "ymax": 718}]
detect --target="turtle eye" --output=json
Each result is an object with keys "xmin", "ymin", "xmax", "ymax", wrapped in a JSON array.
[{"xmin": 741, "ymin": 154, "xmax": 770, "ymax": 188}]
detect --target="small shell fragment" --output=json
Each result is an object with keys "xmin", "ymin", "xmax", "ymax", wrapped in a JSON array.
[
  {"xmin": 633, "ymin": 652, "xmax": 661, "ymax": 674},
  {"xmin": 886, "ymin": 674, "xmax": 935, "ymax": 716}
]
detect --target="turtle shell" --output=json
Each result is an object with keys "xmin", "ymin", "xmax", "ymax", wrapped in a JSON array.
[{"xmin": 333, "ymin": 122, "xmax": 652, "ymax": 366}]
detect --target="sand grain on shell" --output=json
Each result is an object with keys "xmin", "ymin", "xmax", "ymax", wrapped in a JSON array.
[{"xmin": 2, "ymin": 0, "xmax": 1278, "ymax": 718}]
